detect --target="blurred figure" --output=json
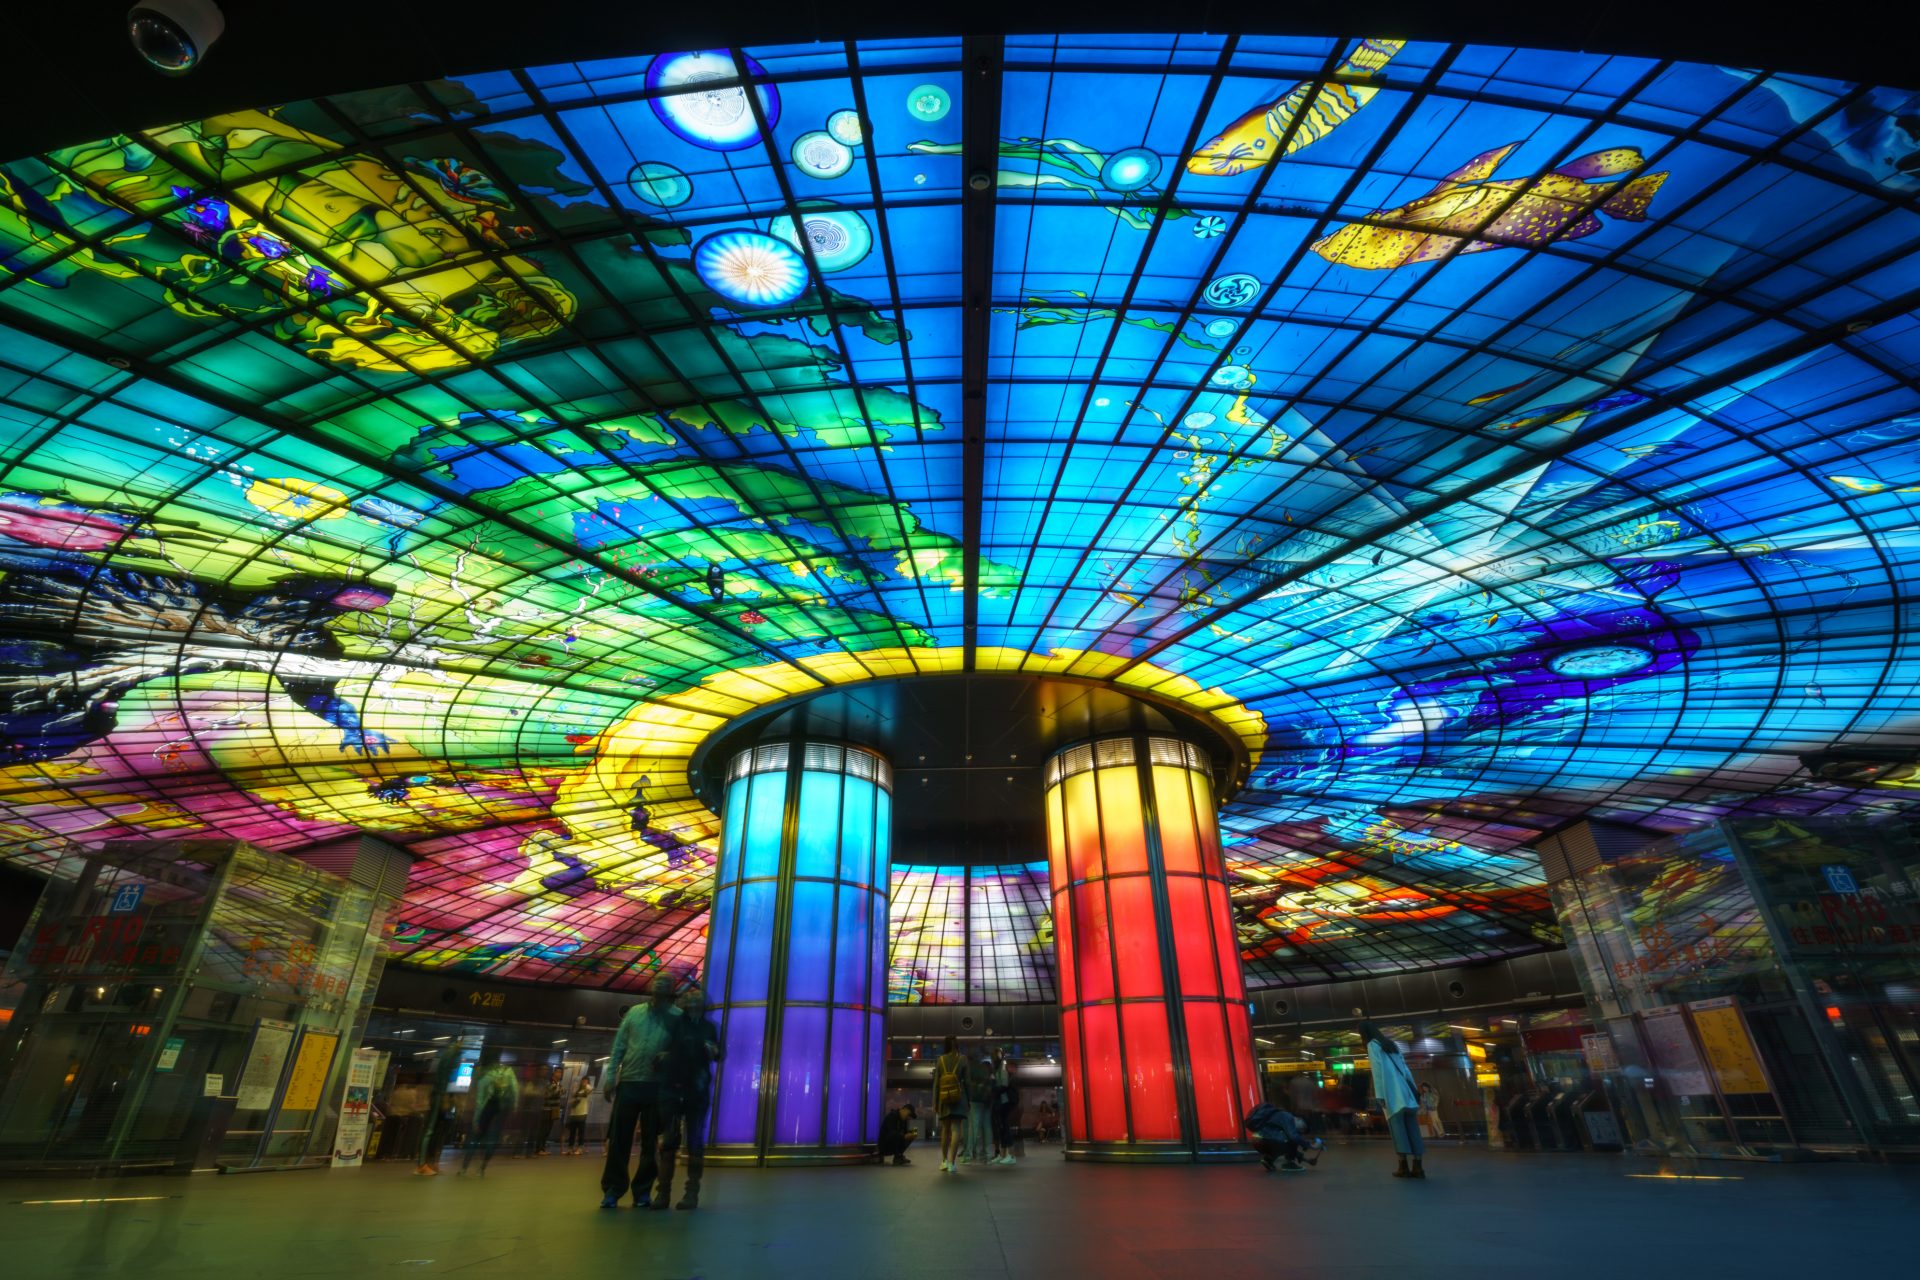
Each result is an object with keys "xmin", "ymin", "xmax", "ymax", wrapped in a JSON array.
[
  {"xmin": 536, "ymin": 1066, "xmax": 563, "ymax": 1156},
  {"xmin": 1418, "ymin": 1082, "xmax": 1446, "ymax": 1139},
  {"xmin": 564, "ymin": 1076, "xmax": 592, "ymax": 1154},
  {"xmin": 1034, "ymin": 1098, "xmax": 1060, "ymax": 1144},
  {"xmin": 599, "ymin": 973, "xmax": 682, "ymax": 1209},
  {"xmin": 989, "ymin": 1047, "xmax": 1016, "ymax": 1164},
  {"xmin": 461, "ymin": 1058, "xmax": 519, "ymax": 1176},
  {"xmin": 963, "ymin": 1053, "xmax": 994, "ymax": 1164},
  {"xmin": 1361, "ymin": 1021, "xmax": 1425, "ymax": 1179},
  {"xmin": 656, "ymin": 984, "xmax": 721, "ymax": 1210},
  {"xmin": 414, "ymin": 1043, "xmax": 461, "ymax": 1176}
]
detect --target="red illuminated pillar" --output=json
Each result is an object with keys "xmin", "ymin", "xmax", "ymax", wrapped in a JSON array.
[{"xmin": 1043, "ymin": 735, "xmax": 1259, "ymax": 1161}]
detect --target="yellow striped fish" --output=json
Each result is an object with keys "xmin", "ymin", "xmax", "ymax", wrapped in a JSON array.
[{"xmin": 1186, "ymin": 38, "xmax": 1404, "ymax": 177}]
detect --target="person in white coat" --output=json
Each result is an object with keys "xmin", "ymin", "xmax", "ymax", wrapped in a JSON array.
[{"xmin": 1360, "ymin": 1021, "xmax": 1425, "ymax": 1179}]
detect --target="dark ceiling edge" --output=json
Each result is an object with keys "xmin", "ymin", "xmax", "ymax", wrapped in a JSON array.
[{"xmin": 4, "ymin": 2, "xmax": 1919, "ymax": 162}]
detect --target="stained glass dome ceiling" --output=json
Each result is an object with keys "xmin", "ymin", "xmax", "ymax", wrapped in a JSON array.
[{"xmin": 2, "ymin": 32, "xmax": 1918, "ymax": 997}]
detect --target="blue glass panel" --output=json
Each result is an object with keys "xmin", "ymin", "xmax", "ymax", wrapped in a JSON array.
[
  {"xmin": 705, "ymin": 883, "xmax": 736, "ymax": 1003},
  {"xmin": 784, "ymin": 880, "xmax": 834, "ymax": 1004},
  {"xmin": 729, "ymin": 881, "xmax": 778, "ymax": 1003},
  {"xmin": 832, "ymin": 884, "xmax": 871, "ymax": 1005},
  {"xmin": 872, "ymin": 786, "xmax": 894, "ymax": 889},
  {"xmin": 794, "ymin": 770, "xmax": 843, "ymax": 879},
  {"xmin": 742, "ymin": 769, "xmax": 788, "ymax": 882},
  {"xmin": 838, "ymin": 776, "xmax": 877, "ymax": 886},
  {"xmin": 719, "ymin": 776, "xmax": 750, "ymax": 888}
]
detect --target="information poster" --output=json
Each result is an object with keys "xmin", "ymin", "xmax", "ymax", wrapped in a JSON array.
[
  {"xmin": 1687, "ymin": 998, "xmax": 1771, "ymax": 1095},
  {"xmin": 235, "ymin": 1019, "xmax": 297, "ymax": 1110},
  {"xmin": 282, "ymin": 1028, "xmax": 341, "ymax": 1113},
  {"xmin": 1580, "ymin": 1033, "xmax": 1619, "ymax": 1074},
  {"xmin": 331, "ymin": 1048, "xmax": 381, "ymax": 1168},
  {"xmin": 1641, "ymin": 1008, "xmax": 1711, "ymax": 1096}
]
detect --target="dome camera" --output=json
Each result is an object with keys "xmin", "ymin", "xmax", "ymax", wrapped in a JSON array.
[{"xmin": 128, "ymin": 0, "xmax": 225, "ymax": 75}]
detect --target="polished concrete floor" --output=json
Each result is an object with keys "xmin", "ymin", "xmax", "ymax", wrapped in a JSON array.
[{"xmin": 4, "ymin": 1140, "xmax": 1918, "ymax": 1279}]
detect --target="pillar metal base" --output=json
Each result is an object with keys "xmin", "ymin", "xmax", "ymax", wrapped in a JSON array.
[
  {"xmin": 703, "ymin": 1144, "xmax": 876, "ymax": 1167},
  {"xmin": 1063, "ymin": 1140, "xmax": 1258, "ymax": 1163}
]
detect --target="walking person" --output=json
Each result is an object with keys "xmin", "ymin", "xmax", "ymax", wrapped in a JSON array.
[
  {"xmin": 598, "ymin": 973, "xmax": 683, "ymax": 1209},
  {"xmin": 536, "ymin": 1066, "xmax": 564, "ymax": 1156},
  {"xmin": 963, "ymin": 1053, "xmax": 994, "ymax": 1165},
  {"xmin": 654, "ymin": 983, "xmax": 721, "ymax": 1210},
  {"xmin": 1361, "ymin": 1021, "xmax": 1425, "ymax": 1179},
  {"xmin": 414, "ymin": 1041, "xmax": 461, "ymax": 1176},
  {"xmin": 564, "ymin": 1075, "xmax": 592, "ymax": 1154},
  {"xmin": 989, "ymin": 1047, "xmax": 1017, "ymax": 1164},
  {"xmin": 934, "ymin": 1035, "xmax": 970, "ymax": 1173},
  {"xmin": 460, "ymin": 1058, "xmax": 519, "ymax": 1176},
  {"xmin": 1417, "ymin": 1082, "xmax": 1445, "ymax": 1139}
]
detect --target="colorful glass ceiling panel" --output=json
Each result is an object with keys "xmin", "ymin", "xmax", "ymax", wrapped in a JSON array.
[{"xmin": 1, "ymin": 34, "xmax": 1918, "ymax": 992}]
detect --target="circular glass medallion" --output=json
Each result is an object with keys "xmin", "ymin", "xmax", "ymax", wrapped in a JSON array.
[
  {"xmin": 1548, "ymin": 644, "xmax": 1657, "ymax": 678},
  {"xmin": 791, "ymin": 130, "xmax": 855, "ymax": 180},
  {"xmin": 646, "ymin": 51, "xmax": 780, "ymax": 151},
  {"xmin": 694, "ymin": 230, "xmax": 809, "ymax": 307},
  {"xmin": 1183, "ymin": 412, "xmax": 1217, "ymax": 430},
  {"xmin": 1100, "ymin": 148, "xmax": 1162, "ymax": 192},
  {"xmin": 907, "ymin": 84, "xmax": 952, "ymax": 122},
  {"xmin": 1203, "ymin": 319, "xmax": 1238, "ymax": 339},
  {"xmin": 1209, "ymin": 365, "xmax": 1255, "ymax": 390},
  {"xmin": 1204, "ymin": 272, "xmax": 1262, "ymax": 308},
  {"xmin": 827, "ymin": 110, "xmax": 865, "ymax": 146},
  {"xmin": 768, "ymin": 209, "xmax": 873, "ymax": 273},
  {"xmin": 625, "ymin": 161, "xmax": 693, "ymax": 209}
]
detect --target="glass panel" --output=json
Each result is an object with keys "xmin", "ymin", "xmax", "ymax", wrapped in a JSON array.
[
  {"xmin": 713, "ymin": 1008, "xmax": 765, "ymax": 1145},
  {"xmin": 1168, "ymin": 876, "xmax": 1220, "ymax": 997},
  {"xmin": 1121, "ymin": 1002, "xmax": 1179, "ymax": 1140},
  {"xmin": 783, "ymin": 881, "xmax": 834, "ymax": 1004},
  {"xmin": 1184, "ymin": 1002, "xmax": 1238, "ymax": 1140},
  {"xmin": 1095, "ymin": 766, "xmax": 1148, "ymax": 877},
  {"xmin": 772, "ymin": 1006, "xmax": 826, "ymax": 1146},
  {"xmin": 742, "ymin": 769, "xmax": 789, "ymax": 883},
  {"xmin": 1080, "ymin": 1003, "xmax": 1126, "ymax": 1143},
  {"xmin": 825, "ymin": 1007, "xmax": 867, "ymax": 1146},
  {"xmin": 1152, "ymin": 765, "xmax": 1200, "ymax": 875},
  {"xmin": 794, "ymin": 771, "xmax": 844, "ymax": 880},
  {"xmin": 1107, "ymin": 877, "xmax": 1164, "ymax": 999}
]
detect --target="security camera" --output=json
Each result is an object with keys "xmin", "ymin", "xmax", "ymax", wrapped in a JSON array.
[{"xmin": 128, "ymin": 0, "xmax": 224, "ymax": 75}]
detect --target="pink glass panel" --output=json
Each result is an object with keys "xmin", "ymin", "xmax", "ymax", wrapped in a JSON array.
[
  {"xmin": 1071, "ymin": 881, "xmax": 1113, "ymax": 1004},
  {"xmin": 1061, "ymin": 1010, "xmax": 1085, "ymax": 1139},
  {"xmin": 1184, "ymin": 1002, "xmax": 1237, "ymax": 1140},
  {"xmin": 1207, "ymin": 877, "xmax": 1246, "ymax": 1001},
  {"xmin": 1053, "ymin": 886, "xmax": 1078, "ymax": 1003},
  {"xmin": 1167, "ymin": 876, "xmax": 1219, "ymax": 997}
]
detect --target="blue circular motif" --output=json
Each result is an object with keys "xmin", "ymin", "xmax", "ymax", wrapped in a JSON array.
[
  {"xmin": 1100, "ymin": 148, "xmax": 1162, "ymax": 193},
  {"xmin": 1203, "ymin": 319, "xmax": 1237, "ymax": 339},
  {"xmin": 768, "ymin": 208, "xmax": 873, "ymax": 273},
  {"xmin": 827, "ymin": 110, "xmax": 865, "ymax": 146},
  {"xmin": 791, "ymin": 130, "xmax": 855, "ymax": 179},
  {"xmin": 646, "ymin": 51, "xmax": 780, "ymax": 151},
  {"xmin": 907, "ymin": 84, "xmax": 951, "ymax": 122},
  {"xmin": 1183, "ymin": 412, "xmax": 1217, "ymax": 430},
  {"xmin": 625, "ymin": 161, "xmax": 693, "ymax": 209},
  {"xmin": 1204, "ymin": 273, "xmax": 1262, "ymax": 308},
  {"xmin": 694, "ymin": 230, "xmax": 809, "ymax": 308},
  {"xmin": 1209, "ymin": 365, "xmax": 1255, "ymax": 390},
  {"xmin": 1548, "ymin": 644, "xmax": 1657, "ymax": 679},
  {"xmin": 1194, "ymin": 215, "xmax": 1226, "ymax": 239}
]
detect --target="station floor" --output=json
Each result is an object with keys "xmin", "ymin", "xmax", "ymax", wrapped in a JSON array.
[{"xmin": 4, "ymin": 1139, "xmax": 1917, "ymax": 1279}]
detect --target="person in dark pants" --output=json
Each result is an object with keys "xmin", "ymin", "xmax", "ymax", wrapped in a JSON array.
[
  {"xmin": 536, "ymin": 1066, "xmax": 563, "ymax": 1156},
  {"xmin": 564, "ymin": 1076, "xmax": 592, "ymax": 1155},
  {"xmin": 415, "ymin": 1043, "xmax": 461, "ymax": 1176},
  {"xmin": 599, "ymin": 973, "xmax": 683, "ymax": 1209},
  {"xmin": 989, "ymin": 1046, "xmax": 1017, "ymax": 1164},
  {"xmin": 655, "ymin": 984, "xmax": 722, "ymax": 1209},
  {"xmin": 461, "ymin": 1059, "xmax": 519, "ymax": 1176},
  {"xmin": 878, "ymin": 1104, "xmax": 918, "ymax": 1164}
]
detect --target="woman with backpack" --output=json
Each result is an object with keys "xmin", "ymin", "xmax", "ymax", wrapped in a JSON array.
[{"xmin": 934, "ymin": 1035, "xmax": 970, "ymax": 1173}]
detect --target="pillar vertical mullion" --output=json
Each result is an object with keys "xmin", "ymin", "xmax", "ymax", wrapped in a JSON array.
[{"xmin": 1134, "ymin": 737, "xmax": 1200, "ymax": 1155}]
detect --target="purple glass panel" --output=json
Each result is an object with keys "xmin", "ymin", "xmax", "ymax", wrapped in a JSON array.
[
  {"xmin": 864, "ymin": 1013, "xmax": 883, "ymax": 1143},
  {"xmin": 712, "ymin": 1007, "xmax": 765, "ymax": 1145},
  {"xmin": 826, "ymin": 1007, "xmax": 867, "ymax": 1146},
  {"xmin": 772, "ymin": 1006, "xmax": 827, "ymax": 1146},
  {"xmin": 868, "ymin": 890, "xmax": 887, "ymax": 1012}
]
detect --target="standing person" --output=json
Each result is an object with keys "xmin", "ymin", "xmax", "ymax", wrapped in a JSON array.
[
  {"xmin": 598, "ymin": 973, "xmax": 683, "ymax": 1209},
  {"xmin": 878, "ymin": 1103, "xmax": 918, "ymax": 1165},
  {"xmin": 1418, "ymin": 1082, "xmax": 1445, "ymax": 1140},
  {"xmin": 564, "ymin": 1075, "xmax": 592, "ymax": 1155},
  {"xmin": 461, "ymin": 1058, "xmax": 519, "ymax": 1177},
  {"xmin": 963, "ymin": 1053, "xmax": 994, "ymax": 1165},
  {"xmin": 989, "ymin": 1047, "xmax": 1017, "ymax": 1164},
  {"xmin": 655, "ymin": 983, "xmax": 721, "ymax": 1210},
  {"xmin": 933, "ymin": 1036, "xmax": 970, "ymax": 1173},
  {"xmin": 415, "ymin": 1042, "xmax": 461, "ymax": 1176},
  {"xmin": 1361, "ymin": 1021, "xmax": 1425, "ymax": 1179},
  {"xmin": 535, "ymin": 1066, "xmax": 564, "ymax": 1156}
]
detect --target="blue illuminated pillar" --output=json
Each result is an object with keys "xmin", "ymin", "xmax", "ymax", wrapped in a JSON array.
[{"xmin": 705, "ymin": 741, "xmax": 891, "ymax": 1163}]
